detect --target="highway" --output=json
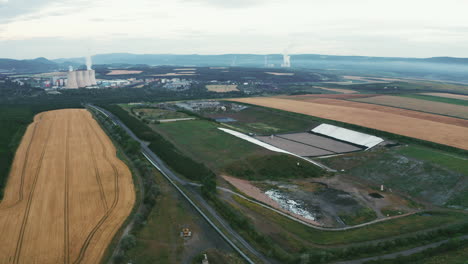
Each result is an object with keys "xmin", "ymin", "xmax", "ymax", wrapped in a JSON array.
[{"xmin": 88, "ymin": 105, "xmax": 267, "ymax": 264}]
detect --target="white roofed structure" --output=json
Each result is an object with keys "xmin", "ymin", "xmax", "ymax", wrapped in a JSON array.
[{"xmin": 312, "ymin": 124, "xmax": 384, "ymax": 149}]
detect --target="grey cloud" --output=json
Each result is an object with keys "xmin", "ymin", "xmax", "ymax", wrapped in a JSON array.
[
  {"xmin": 0, "ymin": 0, "xmax": 92, "ymax": 23},
  {"xmin": 183, "ymin": 0, "xmax": 271, "ymax": 8},
  {"xmin": 0, "ymin": 0, "xmax": 56, "ymax": 22}
]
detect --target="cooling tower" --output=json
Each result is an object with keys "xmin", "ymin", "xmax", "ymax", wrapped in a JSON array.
[
  {"xmin": 76, "ymin": 71, "xmax": 85, "ymax": 88},
  {"xmin": 89, "ymin": 70, "xmax": 97, "ymax": 85},
  {"xmin": 67, "ymin": 71, "xmax": 78, "ymax": 89},
  {"xmin": 82, "ymin": 70, "xmax": 91, "ymax": 87}
]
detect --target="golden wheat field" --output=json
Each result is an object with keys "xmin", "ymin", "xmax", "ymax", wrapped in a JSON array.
[
  {"xmin": 0, "ymin": 109, "xmax": 135, "ymax": 264},
  {"xmin": 229, "ymin": 97, "xmax": 468, "ymax": 150}
]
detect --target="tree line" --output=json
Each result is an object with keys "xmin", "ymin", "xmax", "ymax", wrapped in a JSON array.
[{"xmin": 99, "ymin": 104, "xmax": 217, "ymax": 198}]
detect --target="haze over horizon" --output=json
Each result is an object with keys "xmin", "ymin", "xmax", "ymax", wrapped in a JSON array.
[{"xmin": 1, "ymin": 0, "xmax": 467, "ymax": 59}]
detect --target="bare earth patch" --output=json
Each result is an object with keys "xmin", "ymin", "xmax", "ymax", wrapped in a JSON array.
[
  {"xmin": 206, "ymin": 84, "xmax": 239, "ymax": 93},
  {"xmin": 222, "ymin": 175, "xmax": 321, "ymax": 226},
  {"xmin": 107, "ymin": 70, "xmax": 143, "ymax": 75}
]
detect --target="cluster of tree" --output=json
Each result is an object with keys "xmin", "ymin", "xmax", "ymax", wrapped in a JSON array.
[
  {"xmin": 0, "ymin": 80, "xmax": 243, "ymax": 106},
  {"xmin": 0, "ymin": 80, "xmax": 43, "ymax": 98},
  {"xmin": 90, "ymin": 108, "xmax": 160, "ymax": 263},
  {"xmin": 100, "ymin": 104, "xmax": 217, "ymax": 199}
]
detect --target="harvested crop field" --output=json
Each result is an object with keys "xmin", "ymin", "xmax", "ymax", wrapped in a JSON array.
[
  {"xmin": 0, "ymin": 109, "xmax": 135, "ymax": 264},
  {"xmin": 152, "ymin": 72, "xmax": 196, "ymax": 76},
  {"xmin": 228, "ymin": 97, "xmax": 468, "ymax": 150},
  {"xmin": 280, "ymin": 94, "xmax": 377, "ymax": 100},
  {"xmin": 106, "ymin": 70, "xmax": 143, "ymax": 75},
  {"xmin": 265, "ymin": 72, "xmax": 295, "ymax": 76},
  {"xmin": 352, "ymin": 95, "xmax": 468, "ymax": 119},
  {"xmin": 315, "ymin": 87, "xmax": 357, "ymax": 94},
  {"xmin": 421, "ymin": 93, "xmax": 468, "ymax": 101},
  {"xmin": 303, "ymin": 98, "xmax": 468, "ymax": 127},
  {"xmin": 206, "ymin": 84, "xmax": 239, "ymax": 93}
]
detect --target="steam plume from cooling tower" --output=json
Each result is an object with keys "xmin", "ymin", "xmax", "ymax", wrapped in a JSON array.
[
  {"xmin": 86, "ymin": 54, "xmax": 93, "ymax": 70},
  {"xmin": 282, "ymin": 49, "xmax": 291, "ymax": 68}
]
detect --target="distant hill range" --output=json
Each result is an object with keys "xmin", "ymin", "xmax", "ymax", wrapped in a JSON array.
[
  {"xmin": 52, "ymin": 53, "xmax": 468, "ymax": 67},
  {"xmin": 0, "ymin": 57, "xmax": 78, "ymax": 74},
  {"xmin": 2, "ymin": 53, "xmax": 468, "ymax": 82}
]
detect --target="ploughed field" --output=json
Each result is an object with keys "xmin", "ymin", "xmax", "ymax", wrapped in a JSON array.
[
  {"xmin": 228, "ymin": 97, "xmax": 468, "ymax": 150},
  {"xmin": 0, "ymin": 109, "xmax": 135, "ymax": 264}
]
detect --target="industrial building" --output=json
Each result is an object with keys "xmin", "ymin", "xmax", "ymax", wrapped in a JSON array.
[{"xmin": 66, "ymin": 55, "xmax": 97, "ymax": 89}]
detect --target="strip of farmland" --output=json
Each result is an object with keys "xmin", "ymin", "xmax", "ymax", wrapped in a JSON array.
[
  {"xmin": 228, "ymin": 97, "xmax": 468, "ymax": 150},
  {"xmin": 421, "ymin": 93, "xmax": 468, "ymax": 101},
  {"xmin": 0, "ymin": 109, "xmax": 135, "ymax": 264},
  {"xmin": 290, "ymin": 98, "xmax": 468, "ymax": 128},
  {"xmin": 352, "ymin": 95, "xmax": 468, "ymax": 119}
]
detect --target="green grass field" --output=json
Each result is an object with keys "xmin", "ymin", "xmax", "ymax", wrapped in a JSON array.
[
  {"xmin": 400, "ymin": 94, "xmax": 468, "ymax": 106},
  {"xmin": 339, "ymin": 207, "xmax": 377, "ymax": 226},
  {"xmin": 321, "ymin": 148, "xmax": 468, "ymax": 207},
  {"xmin": 153, "ymin": 119, "xmax": 324, "ymax": 180},
  {"xmin": 154, "ymin": 120, "xmax": 264, "ymax": 169},
  {"xmin": 205, "ymin": 105, "xmax": 319, "ymax": 134},
  {"xmin": 235, "ymin": 196, "xmax": 465, "ymax": 246},
  {"xmin": 133, "ymin": 107, "xmax": 191, "ymax": 120},
  {"xmin": 396, "ymin": 145, "xmax": 468, "ymax": 175},
  {"xmin": 414, "ymin": 243, "xmax": 468, "ymax": 264},
  {"xmin": 124, "ymin": 172, "xmax": 239, "ymax": 263}
]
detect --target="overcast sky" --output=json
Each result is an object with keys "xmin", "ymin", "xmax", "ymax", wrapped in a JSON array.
[{"xmin": 0, "ymin": 0, "xmax": 467, "ymax": 59}]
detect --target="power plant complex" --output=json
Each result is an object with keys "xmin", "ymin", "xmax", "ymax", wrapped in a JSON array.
[{"xmin": 66, "ymin": 55, "xmax": 97, "ymax": 89}]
